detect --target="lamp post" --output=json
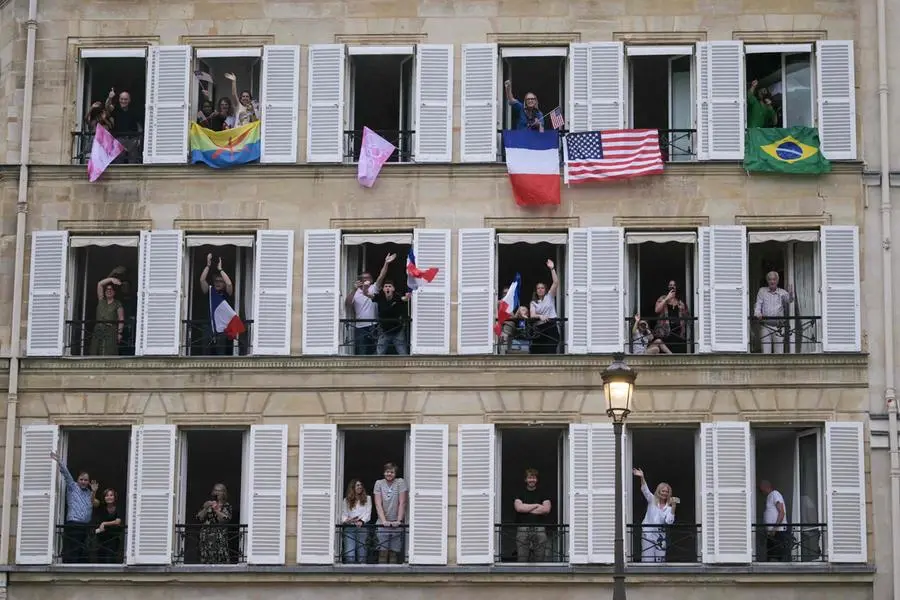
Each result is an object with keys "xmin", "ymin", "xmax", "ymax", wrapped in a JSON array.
[{"xmin": 602, "ymin": 352, "xmax": 637, "ymax": 600}]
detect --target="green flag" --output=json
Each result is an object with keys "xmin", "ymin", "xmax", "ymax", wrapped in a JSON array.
[{"xmin": 743, "ymin": 126, "xmax": 831, "ymax": 174}]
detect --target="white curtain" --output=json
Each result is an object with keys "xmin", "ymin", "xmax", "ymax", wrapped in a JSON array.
[{"xmin": 792, "ymin": 242, "xmax": 817, "ymax": 353}]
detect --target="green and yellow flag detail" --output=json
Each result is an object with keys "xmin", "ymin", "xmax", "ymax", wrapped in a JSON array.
[{"xmin": 743, "ymin": 126, "xmax": 831, "ymax": 174}]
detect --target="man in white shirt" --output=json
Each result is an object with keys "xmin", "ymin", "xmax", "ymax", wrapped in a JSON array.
[
  {"xmin": 753, "ymin": 271, "xmax": 794, "ymax": 354},
  {"xmin": 760, "ymin": 479, "xmax": 791, "ymax": 561},
  {"xmin": 344, "ymin": 270, "xmax": 379, "ymax": 355}
]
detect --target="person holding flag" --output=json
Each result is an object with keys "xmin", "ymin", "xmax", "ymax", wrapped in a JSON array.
[
  {"xmin": 406, "ymin": 249, "xmax": 439, "ymax": 291},
  {"xmin": 200, "ymin": 253, "xmax": 245, "ymax": 355},
  {"xmin": 504, "ymin": 80, "xmax": 544, "ymax": 132}
]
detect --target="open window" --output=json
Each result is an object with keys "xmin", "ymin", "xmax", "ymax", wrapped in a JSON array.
[
  {"xmin": 500, "ymin": 47, "xmax": 567, "ymax": 133},
  {"xmin": 191, "ymin": 48, "xmax": 262, "ymax": 126},
  {"xmin": 627, "ymin": 46, "xmax": 694, "ymax": 161},
  {"xmin": 625, "ymin": 231, "xmax": 697, "ymax": 354},
  {"xmin": 745, "ymin": 44, "xmax": 814, "ymax": 128},
  {"xmin": 74, "ymin": 48, "xmax": 147, "ymax": 164}
]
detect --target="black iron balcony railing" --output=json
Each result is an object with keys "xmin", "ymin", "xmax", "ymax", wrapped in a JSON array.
[
  {"xmin": 55, "ymin": 523, "xmax": 126, "ymax": 564},
  {"xmin": 751, "ymin": 523, "xmax": 826, "ymax": 562},
  {"xmin": 339, "ymin": 318, "xmax": 412, "ymax": 356},
  {"xmin": 335, "ymin": 523, "xmax": 408, "ymax": 564},
  {"xmin": 495, "ymin": 317, "xmax": 567, "ymax": 355},
  {"xmin": 750, "ymin": 315, "xmax": 822, "ymax": 354},
  {"xmin": 182, "ymin": 319, "xmax": 253, "ymax": 356},
  {"xmin": 174, "ymin": 523, "xmax": 247, "ymax": 565},
  {"xmin": 494, "ymin": 523, "xmax": 569, "ymax": 563},
  {"xmin": 626, "ymin": 523, "xmax": 701, "ymax": 563},
  {"xmin": 659, "ymin": 129, "xmax": 696, "ymax": 162},
  {"xmin": 72, "ymin": 131, "xmax": 144, "ymax": 165},
  {"xmin": 65, "ymin": 318, "xmax": 137, "ymax": 357},
  {"xmin": 625, "ymin": 316, "xmax": 697, "ymax": 355},
  {"xmin": 343, "ymin": 129, "xmax": 414, "ymax": 164}
]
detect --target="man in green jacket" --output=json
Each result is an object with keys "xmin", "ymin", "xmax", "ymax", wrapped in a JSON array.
[{"xmin": 747, "ymin": 79, "xmax": 778, "ymax": 128}]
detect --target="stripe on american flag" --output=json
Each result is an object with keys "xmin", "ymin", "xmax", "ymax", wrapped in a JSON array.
[{"xmin": 564, "ymin": 129, "xmax": 664, "ymax": 183}]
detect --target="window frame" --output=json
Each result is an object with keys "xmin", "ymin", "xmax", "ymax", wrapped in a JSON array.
[
  {"xmin": 744, "ymin": 43, "xmax": 816, "ymax": 129},
  {"xmin": 191, "ymin": 47, "xmax": 263, "ymax": 123},
  {"xmin": 497, "ymin": 46, "xmax": 570, "ymax": 142}
]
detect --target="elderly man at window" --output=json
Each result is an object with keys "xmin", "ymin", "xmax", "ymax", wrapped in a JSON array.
[{"xmin": 754, "ymin": 271, "xmax": 794, "ymax": 354}]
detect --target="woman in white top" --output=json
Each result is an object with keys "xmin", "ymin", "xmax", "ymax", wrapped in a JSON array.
[
  {"xmin": 529, "ymin": 259, "xmax": 559, "ymax": 354},
  {"xmin": 633, "ymin": 468, "xmax": 676, "ymax": 562},
  {"xmin": 224, "ymin": 73, "xmax": 260, "ymax": 126},
  {"xmin": 341, "ymin": 479, "xmax": 372, "ymax": 563}
]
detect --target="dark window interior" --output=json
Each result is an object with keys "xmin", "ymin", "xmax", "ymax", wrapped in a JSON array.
[
  {"xmin": 497, "ymin": 241, "xmax": 565, "ymax": 309},
  {"xmin": 81, "ymin": 58, "xmax": 146, "ymax": 127},
  {"xmin": 635, "ymin": 242, "xmax": 692, "ymax": 317},
  {"xmin": 186, "ymin": 244, "xmax": 252, "ymax": 356},
  {"xmin": 746, "ymin": 53, "xmax": 785, "ymax": 127},
  {"xmin": 350, "ymin": 55, "xmax": 413, "ymax": 162},
  {"xmin": 501, "ymin": 56, "xmax": 565, "ymax": 129},
  {"xmin": 348, "ymin": 242, "xmax": 411, "ymax": 295},
  {"xmin": 341, "ymin": 429, "xmax": 408, "ymax": 523},
  {"xmin": 631, "ymin": 56, "xmax": 669, "ymax": 130},
  {"xmin": 63, "ymin": 429, "xmax": 131, "ymax": 524},
  {"xmin": 194, "ymin": 56, "xmax": 261, "ymax": 116}
]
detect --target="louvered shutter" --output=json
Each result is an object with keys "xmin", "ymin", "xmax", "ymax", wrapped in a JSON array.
[
  {"xmin": 252, "ymin": 230, "xmax": 294, "ymax": 356},
  {"xmin": 821, "ymin": 226, "xmax": 860, "ymax": 352},
  {"xmin": 457, "ymin": 228, "xmax": 495, "ymax": 354},
  {"xmin": 568, "ymin": 44, "xmax": 589, "ymax": 134},
  {"xmin": 460, "ymin": 44, "xmax": 497, "ymax": 162},
  {"xmin": 412, "ymin": 229, "xmax": 451, "ymax": 355},
  {"xmin": 709, "ymin": 226, "xmax": 747, "ymax": 352},
  {"xmin": 143, "ymin": 46, "xmax": 190, "ymax": 164},
  {"xmin": 816, "ymin": 41, "xmax": 856, "ymax": 160},
  {"xmin": 247, "ymin": 424, "xmax": 288, "ymax": 565},
  {"xmin": 261, "ymin": 45, "xmax": 300, "ymax": 163},
  {"xmin": 588, "ymin": 423, "xmax": 616, "ymax": 563},
  {"xmin": 456, "ymin": 424, "xmax": 494, "ymax": 564},
  {"xmin": 135, "ymin": 230, "xmax": 183, "ymax": 356},
  {"xmin": 700, "ymin": 422, "xmax": 752, "ymax": 564},
  {"xmin": 15, "ymin": 425, "xmax": 59, "ymax": 565},
  {"xmin": 306, "ymin": 44, "xmax": 345, "ymax": 163},
  {"xmin": 568, "ymin": 424, "xmax": 589, "ymax": 563},
  {"xmin": 566, "ymin": 228, "xmax": 589, "ymax": 354},
  {"xmin": 695, "ymin": 43, "xmax": 710, "ymax": 160},
  {"xmin": 697, "ymin": 227, "xmax": 712, "ymax": 352},
  {"xmin": 588, "ymin": 227, "xmax": 625, "ymax": 353},
  {"xmin": 706, "ymin": 41, "xmax": 744, "ymax": 160},
  {"xmin": 825, "ymin": 421, "xmax": 866, "ymax": 563},
  {"xmin": 409, "ymin": 424, "xmax": 448, "ymax": 565},
  {"xmin": 26, "ymin": 231, "xmax": 68, "ymax": 357},
  {"xmin": 296, "ymin": 424, "xmax": 336, "ymax": 564},
  {"xmin": 127, "ymin": 424, "xmax": 176, "ymax": 564},
  {"xmin": 301, "ymin": 229, "xmax": 339, "ymax": 355},
  {"xmin": 587, "ymin": 43, "xmax": 625, "ymax": 130},
  {"xmin": 414, "ymin": 44, "xmax": 453, "ymax": 162}
]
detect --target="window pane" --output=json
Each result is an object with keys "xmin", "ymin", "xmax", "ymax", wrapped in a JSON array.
[{"xmin": 784, "ymin": 53, "xmax": 812, "ymax": 127}]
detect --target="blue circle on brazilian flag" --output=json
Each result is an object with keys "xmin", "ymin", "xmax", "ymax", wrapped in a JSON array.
[{"xmin": 775, "ymin": 141, "xmax": 803, "ymax": 161}]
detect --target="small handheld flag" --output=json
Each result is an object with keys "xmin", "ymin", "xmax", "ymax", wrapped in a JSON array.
[
  {"xmin": 406, "ymin": 249, "xmax": 439, "ymax": 291},
  {"xmin": 209, "ymin": 289, "xmax": 245, "ymax": 340},
  {"xmin": 495, "ymin": 274, "xmax": 521, "ymax": 335}
]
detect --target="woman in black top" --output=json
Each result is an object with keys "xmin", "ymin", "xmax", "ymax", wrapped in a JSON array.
[{"xmin": 95, "ymin": 488, "xmax": 123, "ymax": 563}]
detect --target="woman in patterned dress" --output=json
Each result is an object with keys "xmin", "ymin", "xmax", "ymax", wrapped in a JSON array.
[{"xmin": 197, "ymin": 483, "xmax": 232, "ymax": 564}]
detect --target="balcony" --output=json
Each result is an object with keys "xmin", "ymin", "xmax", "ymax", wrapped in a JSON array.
[
  {"xmin": 626, "ymin": 523, "xmax": 701, "ymax": 563},
  {"xmin": 751, "ymin": 523, "xmax": 826, "ymax": 562},
  {"xmin": 65, "ymin": 318, "xmax": 137, "ymax": 357},
  {"xmin": 625, "ymin": 316, "xmax": 697, "ymax": 355},
  {"xmin": 334, "ymin": 523, "xmax": 408, "ymax": 564},
  {"xmin": 339, "ymin": 318, "xmax": 411, "ymax": 356},
  {"xmin": 495, "ymin": 317, "xmax": 567, "ymax": 355},
  {"xmin": 182, "ymin": 319, "xmax": 254, "ymax": 357},
  {"xmin": 174, "ymin": 523, "xmax": 247, "ymax": 565},
  {"xmin": 54, "ymin": 523, "xmax": 126, "ymax": 564},
  {"xmin": 72, "ymin": 132, "xmax": 144, "ymax": 166},
  {"xmin": 750, "ymin": 316, "xmax": 822, "ymax": 354},
  {"xmin": 494, "ymin": 523, "xmax": 569, "ymax": 563},
  {"xmin": 343, "ymin": 129, "xmax": 414, "ymax": 164},
  {"xmin": 495, "ymin": 129, "xmax": 696, "ymax": 163}
]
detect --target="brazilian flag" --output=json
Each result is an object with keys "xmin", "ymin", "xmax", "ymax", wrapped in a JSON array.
[{"xmin": 743, "ymin": 127, "xmax": 831, "ymax": 174}]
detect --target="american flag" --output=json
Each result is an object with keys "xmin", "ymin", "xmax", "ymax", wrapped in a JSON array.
[
  {"xmin": 549, "ymin": 107, "xmax": 565, "ymax": 130},
  {"xmin": 563, "ymin": 129, "xmax": 664, "ymax": 183}
]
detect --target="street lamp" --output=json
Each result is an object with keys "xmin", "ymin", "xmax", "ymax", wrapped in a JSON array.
[{"xmin": 601, "ymin": 353, "xmax": 637, "ymax": 600}]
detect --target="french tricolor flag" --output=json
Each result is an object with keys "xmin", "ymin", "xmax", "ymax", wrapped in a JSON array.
[
  {"xmin": 503, "ymin": 130, "xmax": 561, "ymax": 207},
  {"xmin": 494, "ymin": 274, "xmax": 520, "ymax": 335},
  {"xmin": 406, "ymin": 248, "xmax": 439, "ymax": 291},
  {"xmin": 209, "ymin": 289, "xmax": 245, "ymax": 340}
]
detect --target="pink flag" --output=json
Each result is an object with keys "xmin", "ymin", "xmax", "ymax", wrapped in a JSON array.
[
  {"xmin": 87, "ymin": 126, "xmax": 125, "ymax": 183},
  {"xmin": 357, "ymin": 127, "xmax": 396, "ymax": 188}
]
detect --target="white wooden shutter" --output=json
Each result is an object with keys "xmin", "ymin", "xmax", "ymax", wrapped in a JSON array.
[
  {"xmin": 588, "ymin": 227, "xmax": 625, "ymax": 353},
  {"xmin": 706, "ymin": 41, "xmax": 744, "ymax": 160},
  {"xmin": 821, "ymin": 226, "xmax": 861, "ymax": 352},
  {"xmin": 127, "ymin": 424, "xmax": 176, "ymax": 565},
  {"xmin": 568, "ymin": 44, "xmax": 589, "ymax": 134},
  {"xmin": 26, "ymin": 231, "xmax": 68, "ymax": 357},
  {"xmin": 566, "ymin": 228, "xmax": 589, "ymax": 354},
  {"xmin": 568, "ymin": 424, "xmax": 589, "ymax": 564},
  {"xmin": 709, "ymin": 226, "xmax": 747, "ymax": 352},
  {"xmin": 457, "ymin": 228, "xmax": 495, "ymax": 354},
  {"xmin": 697, "ymin": 227, "xmax": 712, "ymax": 353},
  {"xmin": 252, "ymin": 230, "xmax": 295, "ymax": 356},
  {"xmin": 296, "ymin": 424, "xmax": 336, "ymax": 564},
  {"xmin": 15, "ymin": 425, "xmax": 59, "ymax": 565},
  {"xmin": 143, "ymin": 45, "xmax": 190, "ymax": 164},
  {"xmin": 414, "ymin": 44, "xmax": 453, "ymax": 162},
  {"xmin": 460, "ymin": 44, "xmax": 497, "ymax": 162},
  {"xmin": 588, "ymin": 423, "xmax": 616, "ymax": 564},
  {"xmin": 456, "ymin": 424, "xmax": 495, "ymax": 564},
  {"xmin": 825, "ymin": 421, "xmax": 866, "ymax": 563},
  {"xmin": 301, "ymin": 229, "xmax": 340, "ymax": 355},
  {"xmin": 135, "ymin": 230, "xmax": 183, "ymax": 356},
  {"xmin": 700, "ymin": 422, "xmax": 752, "ymax": 564},
  {"xmin": 409, "ymin": 424, "xmax": 448, "ymax": 565},
  {"xmin": 247, "ymin": 424, "xmax": 288, "ymax": 565},
  {"xmin": 306, "ymin": 44, "xmax": 345, "ymax": 163},
  {"xmin": 695, "ymin": 43, "xmax": 711, "ymax": 160},
  {"xmin": 587, "ymin": 43, "xmax": 625, "ymax": 130},
  {"xmin": 412, "ymin": 229, "xmax": 451, "ymax": 355},
  {"xmin": 816, "ymin": 41, "xmax": 856, "ymax": 160},
  {"xmin": 261, "ymin": 45, "xmax": 301, "ymax": 163}
]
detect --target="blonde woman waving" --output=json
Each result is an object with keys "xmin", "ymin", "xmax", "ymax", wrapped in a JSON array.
[{"xmin": 633, "ymin": 467, "xmax": 676, "ymax": 562}]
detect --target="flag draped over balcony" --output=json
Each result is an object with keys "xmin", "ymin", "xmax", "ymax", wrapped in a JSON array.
[
  {"xmin": 189, "ymin": 121, "xmax": 261, "ymax": 168},
  {"xmin": 743, "ymin": 127, "xmax": 831, "ymax": 174},
  {"xmin": 502, "ymin": 129, "xmax": 561, "ymax": 207},
  {"xmin": 563, "ymin": 129, "xmax": 663, "ymax": 184}
]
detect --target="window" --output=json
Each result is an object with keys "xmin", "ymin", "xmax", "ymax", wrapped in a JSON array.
[
  {"xmin": 191, "ymin": 48, "xmax": 262, "ymax": 129},
  {"xmin": 74, "ymin": 48, "xmax": 147, "ymax": 165},
  {"xmin": 500, "ymin": 47, "xmax": 567, "ymax": 136},
  {"xmin": 306, "ymin": 44, "xmax": 452, "ymax": 164},
  {"xmin": 627, "ymin": 46, "xmax": 694, "ymax": 161},
  {"xmin": 625, "ymin": 231, "xmax": 697, "ymax": 354},
  {"xmin": 745, "ymin": 44, "xmax": 814, "ymax": 128}
]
